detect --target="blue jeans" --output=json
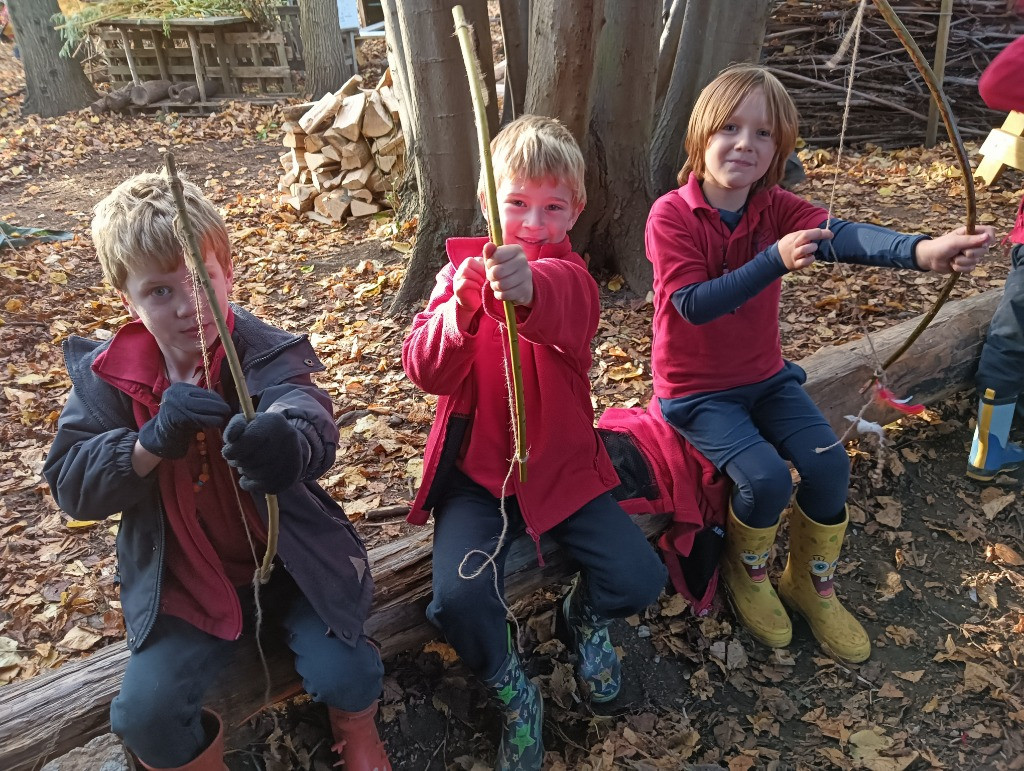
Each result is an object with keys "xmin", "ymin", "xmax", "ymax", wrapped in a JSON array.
[
  {"xmin": 111, "ymin": 568, "xmax": 382, "ymax": 768},
  {"xmin": 661, "ymin": 361, "xmax": 850, "ymax": 528},
  {"xmin": 427, "ymin": 471, "xmax": 667, "ymax": 680},
  {"xmin": 977, "ymin": 243, "xmax": 1024, "ymax": 398}
]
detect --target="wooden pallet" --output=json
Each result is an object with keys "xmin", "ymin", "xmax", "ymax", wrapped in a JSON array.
[
  {"xmin": 95, "ymin": 16, "xmax": 300, "ymax": 100},
  {"xmin": 976, "ymin": 110, "xmax": 1024, "ymax": 185}
]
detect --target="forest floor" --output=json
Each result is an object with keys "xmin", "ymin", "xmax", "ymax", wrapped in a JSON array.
[{"xmin": 2, "ymin": 35, "xmax": 1024, "ymax": 771}]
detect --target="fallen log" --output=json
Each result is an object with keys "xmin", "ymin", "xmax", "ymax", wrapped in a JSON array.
[
  {"xmin": 0, "ymin": 515, "xmax": 669, "ymax": 771},
  {"xmin": 0, "ymin": 287, "xmax": 1003, "ymax": 770},
  {"xmin": 800, "ymin": 288, "xmax": 1000, "ymax": 435},
  {"xmin": 129, "ymin": 79, "xmax": 172, "ymax": 106}
]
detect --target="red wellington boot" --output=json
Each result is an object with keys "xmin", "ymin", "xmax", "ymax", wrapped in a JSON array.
[{"xmin": 328, "ymin": 701, "xmax": 392, "ymax": 770}]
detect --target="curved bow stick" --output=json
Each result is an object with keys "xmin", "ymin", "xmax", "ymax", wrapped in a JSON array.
[
  {"xmin": 452, "ymin": 5, "xmax": 528, "ymax": 483},
  {"xmin": 163, "ymin": 152, "xmax": 279, "ymax": 583},
  {"xmin": 866, "ymin": 0, "xmax": 976, "ymax": 386}
]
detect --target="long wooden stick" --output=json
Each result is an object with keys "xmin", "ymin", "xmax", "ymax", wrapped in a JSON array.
[
  {"xmin": 452, "ymin": 5, "xmax": 528, "ymax": 483},
  {"xmin": 866, "ymin": 0, "xmax": 976, "ymax": 385},
  {"xmin": 163, "ymin": 152, "xmax": 279, "ymax": 583}
]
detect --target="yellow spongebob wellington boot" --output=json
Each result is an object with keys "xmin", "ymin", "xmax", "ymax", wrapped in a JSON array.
[
  {"xmin": 778, "ymin": 500, "xmax": 871, "ymax": 663},
  {"xmin": 720, "ymin": 505, "xmax": 792, "ymax": 648}
]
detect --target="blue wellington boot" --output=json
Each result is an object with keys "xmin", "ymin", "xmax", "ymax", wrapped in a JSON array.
[
  {"xmin": 561, "ymin": 576, "xmax": 621, "ymax": 703},
  {"xmin": 484, "ymin": 647, "xmax": 544, "ymax": 771},
  {"xmin": 968, "ymin": 388, "xmax": 1024, "ymax": 481}
]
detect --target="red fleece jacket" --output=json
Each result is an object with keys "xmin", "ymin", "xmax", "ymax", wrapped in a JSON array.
[
  {"xmin": 979, "ymin": 35, "xmax": 1024, "ymax": 244},
  {"xmin": 403, "ymin": 237, "xmax": 619, "ymax": 544}
]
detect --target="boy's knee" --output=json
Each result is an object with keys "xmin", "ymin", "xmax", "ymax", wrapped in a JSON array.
[
  {"xmin": 592, "ymin": 552, "xmax": 667, "ymax": 617},
  {"xmin": 745, "ymin": 467, "xmax": 794, "ymax": 513},
  {"xmin": 305, "ymin": 640, "xmax": 383, "ymax": 711},
  {"xmin": 111, "ymin": 690, "xmax": 194, "ymax": 750},
  {"xmin": 804, "ymin": 444, "xmax": 850, "ymax": 488}
]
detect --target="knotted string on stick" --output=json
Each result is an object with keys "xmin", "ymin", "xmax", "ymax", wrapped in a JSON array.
[{"xmin": 452, "ymin": 4, "xmax": 528, "ymax": 485}]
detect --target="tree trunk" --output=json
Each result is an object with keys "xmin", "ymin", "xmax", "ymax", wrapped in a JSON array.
[
  {"xmin": 388, "ymin": 0, "xmax": 495, "ymax": 312},
  {"xmin": 573, "ymin": 0, "xmax": 659, "ymax": 293},
  {"xmin": 649, "ymin": 0, "xmax": 769, "ymax": 195},
  {"xmin": 379, "ymin": 0, "xmax": 419, "ymax": 225},
  {"xmin": 524, "ymin": 0, "xmax": 602, "ymax": 144},
  {"xmin": 8, "ymin": 0, "xmax": 97, "ymax": 117},
  {"xmin": 298, "ymin": 0, "xmax": 351, "ymax": 98},
  {"xmin": 655, "ymin": 0, "xmax": 687, "ymax": 108},
  {"xmin": 380, "ymin": 0, "xmax": 416, "ymax": 157},
  {"xmin": 497, "ymin": 0, "xmax": 529, "ymax": 127}
]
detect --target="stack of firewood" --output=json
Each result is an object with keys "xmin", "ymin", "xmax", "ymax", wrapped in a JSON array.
[{"xmin": 277, "ymin": 71, "xmax": 405, "ymax": 223}]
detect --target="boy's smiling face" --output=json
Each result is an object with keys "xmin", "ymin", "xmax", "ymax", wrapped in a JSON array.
[
  {"xmin": 490, "ymin": 176, "xmax": 583, "ymax": 257},
  {"xmin": 118, "ymin": 251, "xmax": 233, "ymax": 375},
  {"xmin": 701, "ymin": 87, "xmax": 777, "ymax": 211}
]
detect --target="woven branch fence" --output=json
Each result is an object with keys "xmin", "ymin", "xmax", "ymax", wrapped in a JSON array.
[{"xmin": 763, "ymin": 0, "xmax": 1024, "ymax": 146}]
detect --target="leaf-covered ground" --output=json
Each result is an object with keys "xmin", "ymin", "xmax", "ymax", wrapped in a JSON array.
[{"xmin": 2, "ymin": 39, "xmax": 1023, "ymax": 771}]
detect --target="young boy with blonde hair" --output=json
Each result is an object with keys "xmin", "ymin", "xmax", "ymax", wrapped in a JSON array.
[
  {"xmin": 646, "ymin": 65, "xmax": 993, "ymax": 664},
  {"xmin": 44, "ymin": 172, "xmax": 391, "ymax": 771},
  {"xmin": 403, "ymin": 114, "xmax": 667, "ymax": 770}
]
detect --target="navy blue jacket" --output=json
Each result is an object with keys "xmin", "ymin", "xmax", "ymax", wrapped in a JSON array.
[{"xmin": 43, "ymin": 306, "xmax": 373, "ymax": 651}]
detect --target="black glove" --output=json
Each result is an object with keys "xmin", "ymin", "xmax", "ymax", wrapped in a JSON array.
[
  {"xmin": 138, "ymin": 383, "xmax": 232, "ymax": 459},
  {"xmin": 221, "ymin": 411, "xmax": 309, "ymax": 494}
]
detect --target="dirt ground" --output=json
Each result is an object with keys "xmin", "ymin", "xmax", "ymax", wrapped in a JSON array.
[{"xmin": 2, "ymin": 38, "xmax": 1023, "ymax": 771}]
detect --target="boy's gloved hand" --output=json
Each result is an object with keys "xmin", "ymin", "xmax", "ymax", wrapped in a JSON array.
[
  {"xmin": 138, "ymin": 383, "xmax": 232, "ymax": 459},
  {"xmin": 221, "ymin": 412, "xmax": 308, "ymax": 494}
]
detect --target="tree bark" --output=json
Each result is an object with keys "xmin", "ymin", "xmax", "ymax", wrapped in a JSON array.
[
  {"xmin": 524, "ymin": 0, "xmax": 602, "ymax": 145},
  {"xmin": 7, "ymin": 0, "xmax": 97, "ymax": 117},
  {"xmin": 298, "ymin": 0, "xmax": 351, "ymax": 98},
  {"xmin": 649, "ymin": 0, "xmax": 769, "ymax": 195},
  {"xmin": 573, "ymin": 0, "xmax": 659, "ymax": 292},
  {"xmin": 655, "ymin": 0, "xmax": 686, "ymax": 109},
  {"xmin": 497, "ymin": 0, "xmax": 529, "ymax": 127},
  {"xmin": 388, "ymin": 0, "xmax": 495, "ymax": 312},
  {"xmin": 379, "ymin": 0, "xmax": 420, "ymax": 225},
  {"xmin": 380, "ymin": 0, "xmax": 415, "ymax": 157}
]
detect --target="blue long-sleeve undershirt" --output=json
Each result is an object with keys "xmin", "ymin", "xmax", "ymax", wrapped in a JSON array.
[{"xmin": 671, "ymin": 218, "xmax": 929, "ymax": 325}]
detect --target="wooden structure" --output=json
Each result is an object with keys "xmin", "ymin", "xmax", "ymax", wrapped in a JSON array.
[
  {"xmin": 976, "ymin": 110, "xmax": 1024, "ymax": 186},
  {"xmin": 95, "ymin": 16, "xmax": 300, "ymax": 108},
  {"xmin": 0, "ymin": 287, "xmax": 1006, "ymax": 770}
]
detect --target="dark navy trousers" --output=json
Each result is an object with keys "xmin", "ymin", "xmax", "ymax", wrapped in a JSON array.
[
  {"xmin": 977, "ymin": 243, "xmax": 1024, "ymax": 398},
  {"xmin": 111, "ymin": 568, "xmax": 382, "ymax": 768},
  {"xmin": 427, "ymin": 471, "xmax": 667, "ymax": 681},
  {"xmin": 661, "ymin": 361, "xmax": 850, "ymax": 528}
]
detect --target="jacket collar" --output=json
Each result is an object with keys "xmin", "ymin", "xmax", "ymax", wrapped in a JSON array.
[{"xmin": 677, "ymin": 172, "xmax": 774, "ymax": 220}]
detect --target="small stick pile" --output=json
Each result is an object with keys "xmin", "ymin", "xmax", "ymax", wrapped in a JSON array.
[
  {"xmin": 277, "ymin": 70, "xmax": 405, "ymax": 224},
  {"xmin": 763, "ymin": 0, "xmax": 1024, "ymax": 146}
]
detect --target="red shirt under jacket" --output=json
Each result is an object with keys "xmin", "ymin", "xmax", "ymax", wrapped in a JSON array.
[
  {"xmin": 402, "ymin": 237, "xmax": 620, "ymax": 541},
  {"xmin": 645, "ymin": 173, "xmax": 826, "ymax": 398},
  {"xmin": 92, "ymin": 311, "xmax": 266, "ymax": 640}
]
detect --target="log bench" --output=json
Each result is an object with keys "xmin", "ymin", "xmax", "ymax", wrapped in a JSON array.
[{"xmin": 0, "ymin": 288, "xmax": 1003, "ymax": 771}]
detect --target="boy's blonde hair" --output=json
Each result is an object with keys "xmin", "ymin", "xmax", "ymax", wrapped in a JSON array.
[
  {"xmin": 92, "ymin": 172, "xmax": 231, "ymax": 291},
  {"xmin": 484, "ymin": 114, "xmax": 586, "ymax": 207},
  {"xmin": 678, "ymin": 65, "xmax": 798, "ymax": 192}
]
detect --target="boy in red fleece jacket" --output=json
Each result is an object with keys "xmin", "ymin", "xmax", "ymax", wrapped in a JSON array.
[
  {"xmin": 968, "ymin": 32, "xmax": 1024, "ymax": 480},
  {"xmin": 402, "ymin": 115, "xmax": 666, "ymax": 770}
]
